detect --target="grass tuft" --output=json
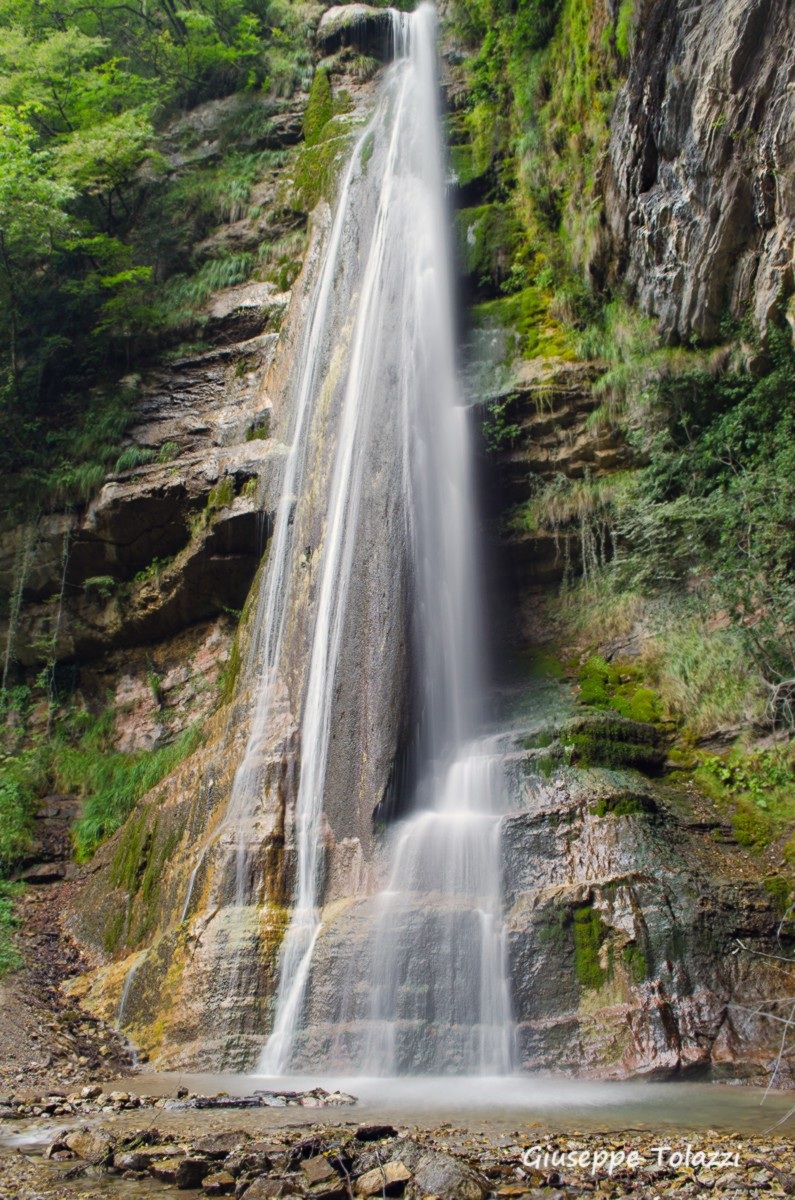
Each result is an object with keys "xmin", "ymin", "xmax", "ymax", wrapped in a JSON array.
[{"xmin": 64, "ymin": 723, "xmax": 204, "ymax": 861}]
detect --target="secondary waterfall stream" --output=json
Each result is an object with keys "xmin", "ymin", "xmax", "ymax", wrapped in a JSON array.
[{"xmin": 253, "ymin": 4, "xmax": 515, "ymax": 1076}]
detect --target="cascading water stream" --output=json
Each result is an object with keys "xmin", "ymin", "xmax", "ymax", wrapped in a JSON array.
[
  {"xmin": 258, "ymin": 4, "xmax": 515, "ymax": 1076},
  {"xmin": 362, "ymin": 743, "xmax": 515, "ymax": 1075}
]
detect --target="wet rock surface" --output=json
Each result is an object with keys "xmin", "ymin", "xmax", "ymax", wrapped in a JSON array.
[
  {"xmin": 501, "ymin": 739, "xmax": 795, "ymax": 1081},
  {"xmin": 316, "ymin": 6, "xmax": 397, "ymax": 60}
]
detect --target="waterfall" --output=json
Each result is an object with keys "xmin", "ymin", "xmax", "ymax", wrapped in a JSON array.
[
  {"xmin": 256, "ymin": 3, "xmax": 515, "ymax": 1076},
  {"xmin": 362, "ymin": 742, "xmax": 515, "ymax": 1074}
]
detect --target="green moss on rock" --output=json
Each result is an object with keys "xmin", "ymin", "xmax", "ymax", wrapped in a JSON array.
[
  {"xmin": 623, "ymin": 941, "xmax": 647, "ymax": 983},
  {"xmin": 292, "ymin": 135, "xmax": 351, "ymax": 211},
  {"xmin": 304, "ymin": 68, "xmax": 334, "ymax": 146},
  {"xmin": 522, "ymin": 729, "xmax": 555, "ymax": 750},
  {"xmin": 578, "ymin": 655, "xmax": 664, "ymax": 723},
  {"xmin": 110, "ymin": 810, "xmax": 149, "ymax": 894},
  {"xmin": 573, "ymin": 904, "xmax": 607, "ymax": 990},
  {"xmin": 472, "ymin": 286, "xmax": 573, "ymax": 360},
  {"xmin": 103, "ymin": 907, "xmax": 126, "ymax": 955},
  {"xmin": 562, "ymin": 712, "xmax": 665, "ymax": 771},
  {"xmin": 591, "ymin": 792, "xmax": 657, "ymax": 817},
  {"xmin": 448, "ymin": 141, "xmax": 484, "ymax": 188},
  {"xmin": 220, "ymin": 634, "xmax": 242, "ymax": 705},
  {"xmin": 764, "ymin": 875, "xmax": 792, "ymax": 917},
  {"xmin": 455, "ymin": 203, "xmax": 523, "ymax": 291}
]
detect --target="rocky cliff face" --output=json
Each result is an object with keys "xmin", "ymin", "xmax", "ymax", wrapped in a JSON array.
[
  {"xmin": 63, "ymin": 43, "xmax": 414, "ymax": 1070},
  {"xmin": 504, "ymin": 744, "xmax": 789, "ymax": 1080},
  {"xmin": 597, "ymin": 0, "xmax": 795, "ymax": 342},
  {"xmin": 8, "ymin": 0, "xmax": 793, "ymax": 1083}
]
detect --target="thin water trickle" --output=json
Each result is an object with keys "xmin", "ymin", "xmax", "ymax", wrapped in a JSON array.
[
  {"xmin": 180, "ymin": 847, "xmax": 208, "ymax": 924},
  {"xmin": 118, "ymin": 952, "xmax": 146, "ymax": 1029},
  {"xmin": 174, "ymin": 57, "xmax": 392, "ymax": 927}
]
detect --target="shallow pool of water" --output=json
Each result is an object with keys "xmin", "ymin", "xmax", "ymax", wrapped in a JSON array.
[{"xmin": 105, "ymin": 1072, "xmax": 794, "ymax": 1135}]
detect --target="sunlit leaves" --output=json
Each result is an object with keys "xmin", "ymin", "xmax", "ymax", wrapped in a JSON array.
[
  {"xmin": 0, "ymin": 107, "xmax": 75, "ymax": 259},
  {"xmin": 55, "ymin": 106, "xmax": 154, "ymax": 196}
]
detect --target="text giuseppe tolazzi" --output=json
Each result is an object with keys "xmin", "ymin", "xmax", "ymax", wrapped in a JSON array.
[{"xmin": 521, "ymin": 1143, "xmax": 741, "ymax": 1177}]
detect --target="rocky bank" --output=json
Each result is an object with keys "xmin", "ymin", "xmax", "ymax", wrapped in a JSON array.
[{"xmin": 3, "ymin": 1102, "xmax": 795, "ymax": 1200}]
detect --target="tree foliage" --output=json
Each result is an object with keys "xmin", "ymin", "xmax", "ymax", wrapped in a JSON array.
[{"xmin": 0, "ymin": 0, "xmax": 309, "ymax": 499}]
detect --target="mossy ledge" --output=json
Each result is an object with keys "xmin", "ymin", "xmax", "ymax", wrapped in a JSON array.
[{"xmin": 559, "ymin": 712, "xmax": 667, "ymax": 772}]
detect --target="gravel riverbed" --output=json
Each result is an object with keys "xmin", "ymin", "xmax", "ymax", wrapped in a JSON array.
[{"xmin": 2, "ymin": 1080, "xmax": 794, "ymax": 1200}]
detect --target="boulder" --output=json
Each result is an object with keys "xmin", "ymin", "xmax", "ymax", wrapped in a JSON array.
[
  {"xmin": 114, "ymin": 1151, "xmax": 153, "ymax": 1172},
  {"xmin": 412, "ymin": 1153, "xmax": 487, "ymax": 1200},
  {"xmin": 194, "ymin": 1131, "xmax": 251, "ymax": 1159},
  {"xmin": 302, "ymin": 1157, "xmax": 338, "ymax": 1186},
  {"xmin": 176, "ymin": 1156, "xmax": 213, "ymax": 1188},
  {"xmin": 150, "ymin": 1156, "xmax": 185, "ymax": 1184},
  {"xmin": 63, "ymin": 1128, "xmax": 116, "ymax": 1165},
  {"xmin": 316, "ymin": 5, "xmax": 395, "ymax": 59}
]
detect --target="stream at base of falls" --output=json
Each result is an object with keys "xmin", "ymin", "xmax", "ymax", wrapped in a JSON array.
[{"xmin": 12, "ymin": 1071, "xmax": 790, "ymax": 1137}]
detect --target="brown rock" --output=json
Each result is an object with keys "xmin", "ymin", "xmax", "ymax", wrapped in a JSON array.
[
  {"xmin": 356, "ymin": 1161, "xmax": 411, "ymax": 1195},
  {"xmin": 203, "ymin": 1171, "xmax": 236, "ymax": 1195},
  {"xmin": 303, "ymin": 1157, "xmax": 338, "ymax": 1185},
  {"xmin": 150, "ymin": 1156, "xmax": 186, "ymax": 1183},
  {"xmin": 143, "ymin": 1144, "xmax": 185, "ymax": 1159},
  {"xmin": 195, "ymin": 1131, "xmax": 251, "ymax": 1159},
  {"xmin": 177, "ymin": 1157, "xmax": 213, "ymax": 1187},
  {"xmin": 242, "ymin": 1180, "xmax": 305, "ymax": 1200},
  {"xmin": 63, "ymin": 1128, "xmax": 116, "ymax": 1165},
  {"xmin": 224, "ymin": 1145, "xmax": 282, "ymax": 1177},
  {"xmin": 412, "ymin": 1153, "xmax": 487, "ymax": 1200},
  {"xmin": 114, "ymin": 1151, "xmax": 152, "ymax": 1172},
  {"xmin": 45, "ymin": 1142, "xmax": 73, "ymax": 1161}
]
